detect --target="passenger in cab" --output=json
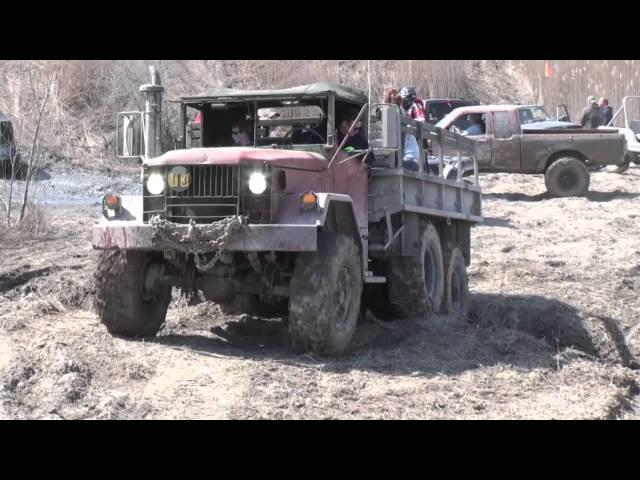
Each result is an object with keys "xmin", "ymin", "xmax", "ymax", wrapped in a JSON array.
[{"xmin": 231, "ymin": 120, "xmax": 253, "ymax": 146}]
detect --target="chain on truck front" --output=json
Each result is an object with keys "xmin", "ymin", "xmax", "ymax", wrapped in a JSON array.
[{"xmin": 149, "ymin": 215, "xmax": 247, "ymax": 271}]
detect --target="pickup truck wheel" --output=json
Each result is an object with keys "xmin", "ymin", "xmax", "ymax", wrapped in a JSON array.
[
  {"xmin": 443, "ymin": 248, "xmax": 469, "ymax": 319},
  {"xmin": 544, "ymin": 157, "xmax": 590, "ymax": 197},
  {"xmin": 611, "ymin": 153, "xmax": 632, "ymax": 174},
  {"xmin": 387, "ymin": 220, "xmax": 444, "ymax": 319},
  {"xmin": 95, "ymin": 250, "xmax": 172, "ymax": 337},
  {"xmin": 288, "ymin": 232, "xmax": 362, "ymax": 356}
]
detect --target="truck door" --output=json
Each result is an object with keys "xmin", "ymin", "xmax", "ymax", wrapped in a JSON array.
[
  {"xmin": 330, "ymin": 149, "xmax": 369, "ymax": 230},
  {"xmin": 490, "ymin": 111, "xmax": 521, "ymax": 172},
  {"xmin": 448, "ymin": 112, "xmax": 491, "ymax": 170},
  {"xmin": 556, "ymin": 104, "xmax": 571, "ymax": 122}
]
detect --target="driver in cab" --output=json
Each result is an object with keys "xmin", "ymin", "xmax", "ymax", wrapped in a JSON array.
[
  {"xmin": 463, "ymin": 113, "xmax": 484, "ymax": 136},
  {"xmin": 337, "ymin": 108, "xmax": 375, "ymax": 165}
]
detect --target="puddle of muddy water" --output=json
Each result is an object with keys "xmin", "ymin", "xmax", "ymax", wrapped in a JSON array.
[{"xmin": 0, "ymin": 168, "xmax": 140, "ymax": 212}]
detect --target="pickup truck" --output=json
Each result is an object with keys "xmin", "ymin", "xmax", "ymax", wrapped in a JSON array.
[{"xmin": 434, "ymin": 104, "xmax": 627, "ymax": 197}]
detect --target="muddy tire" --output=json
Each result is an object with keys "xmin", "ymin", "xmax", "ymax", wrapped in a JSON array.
[
  {"xmin": 544, "ymin": 157, "xmax": 590, "ymax": 197},
  {"xmin": 386, "ymin": 219, "xmax": 444, "ymax": 319},
  {"xmin": 611, "ymin": 153, "xmax": 632, "ymax": 174},
  {"xmin": 95, "ymin": 250, "xmax": 171, "ymax": 337},
  {"xmin": 288, "ymin": 232, "xmax": 362, "ymax": 356},
  {"xmin": 443, "ymin": 248, "xmax": 469, "ymax": 319}
]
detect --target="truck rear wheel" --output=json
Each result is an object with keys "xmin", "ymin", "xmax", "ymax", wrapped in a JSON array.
[
  {"xmin": 386, "ymin": 220, "xmax": 444, "ymax": 319},
  {"xmin": 443, "ymin": 247, "xmax": 469, "ymax": 319},
  {"xmin": 288, "ymin": 232, "xmax": 362, "ymax": 356},
  {"xmin": 544, "ymin": 157, "xmax": 590, "ymax": 197},
  {"xmin": 95, "ymin": 250, "xmax": 172, "ymax": 337}
]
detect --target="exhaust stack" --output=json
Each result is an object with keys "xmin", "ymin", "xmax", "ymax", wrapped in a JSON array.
[{"xmin": 140, "ymin": 66, "xmax": 164, "ymax": 160}]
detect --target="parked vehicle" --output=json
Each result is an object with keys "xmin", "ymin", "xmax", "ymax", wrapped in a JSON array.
[
  {"xmin": 599, "ymin": 96, "xmax": 640, "ymax": 173},
  {"xmin": 434, "ymin": 104, "xmax": 627, "ymax": 197}
]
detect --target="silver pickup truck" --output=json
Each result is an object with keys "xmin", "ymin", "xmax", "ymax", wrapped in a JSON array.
[{"xmin": 435, "ymin": 104, "xmax": 627, "ymax": 197}]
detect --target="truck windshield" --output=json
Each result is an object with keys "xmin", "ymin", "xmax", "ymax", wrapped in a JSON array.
[
  {"xmin": 435, "ymin": 110, "xmax": 463, "ymax": 129},
  {"xmin": 426, "ymin": 101, "xmax": 473, "ymax": 124},
  {"xmin": 517, "ymin": 106, "xmax": 552, "ymax": 124},
  {"xmin": 189, "ymin": 100, "xmax": 333, "ymax": 148}
]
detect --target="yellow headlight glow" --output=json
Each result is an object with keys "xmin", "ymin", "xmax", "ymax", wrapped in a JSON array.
[{"xmin": 167, "ymin": 166, "xmax": 191, "ymax": 192}]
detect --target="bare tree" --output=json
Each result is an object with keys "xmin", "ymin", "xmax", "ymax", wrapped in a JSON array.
[
  {"xmin": 6, "ymin": 93, "xmax": 24, "ymax": 226},
  {"xmin": 19, "ymin": 65, "xmax": 55, "ymax": 223}
]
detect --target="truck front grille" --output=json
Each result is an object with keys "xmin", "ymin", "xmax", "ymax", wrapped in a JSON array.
[
  {"xmin": 144, "ymin": 165, "xmax": 240, "ymax": 224},
  {"xmin": 143, "ymin": 164, "xmax": 272, "ymax": 224}
]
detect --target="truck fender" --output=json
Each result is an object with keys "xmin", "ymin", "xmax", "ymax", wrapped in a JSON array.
[
  {"xmin": 543, "ymin": 150, "xmax": 588, "ymax": 172},
  {"xmin": 315, "ymin": 193, "xmax": 364, "ymax": 256}
]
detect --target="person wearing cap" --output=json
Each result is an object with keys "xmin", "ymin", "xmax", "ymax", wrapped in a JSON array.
[
  {"xmin": 580, "ymin": 95, "xmax": 604, "ymax": 128},
  {"xmin": 599, "ymin": 97, "xmax": 613, "ymax": 126}
]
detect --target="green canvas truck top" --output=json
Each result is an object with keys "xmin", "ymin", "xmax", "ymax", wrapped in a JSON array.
[{"xmin": 177, "ymin": 82, "xmax": 368, "ymax": 105}]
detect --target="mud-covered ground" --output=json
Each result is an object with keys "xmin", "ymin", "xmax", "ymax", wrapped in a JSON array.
[{"xmin": 1, "ymin": 164, "xmax": 639, "ymax": 419}]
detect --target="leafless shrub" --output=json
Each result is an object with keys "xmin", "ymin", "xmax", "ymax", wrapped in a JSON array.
[{"xmin": 519, "ymin": 60, "xmax": 640, "ymax": 122}]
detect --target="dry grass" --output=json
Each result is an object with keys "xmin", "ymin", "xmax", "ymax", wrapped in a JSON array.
[
  {"xmin": 0, "ymin": 200, "xmax": 52, "ymax": 241},
  {"xmin": 1, "ymin": 59, "xmax": 636, "ymax": 174},
  {"xmin": 519, "ymin": 60, "xmax": 640, "ymax": 122}
]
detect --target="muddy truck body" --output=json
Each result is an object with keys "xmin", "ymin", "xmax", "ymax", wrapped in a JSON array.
[
  {"xmin": 436, "ymin": 104, "xmax": 628, "ymax": 197},
  {"xmin": 92, "ymin": 68, "xmax": 483, "ymax": 355}
]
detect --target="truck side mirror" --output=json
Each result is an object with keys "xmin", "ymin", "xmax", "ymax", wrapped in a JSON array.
[{"xmin": 116, "ymin": 112, "xmax": 144, "ymax": 159}]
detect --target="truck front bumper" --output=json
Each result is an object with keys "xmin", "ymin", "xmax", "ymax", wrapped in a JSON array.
[{"xmin": 92, "ymin": 221, "xmax": 318, "ymax": 252}]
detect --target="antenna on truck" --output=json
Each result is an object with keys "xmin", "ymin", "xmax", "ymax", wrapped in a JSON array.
[{"xmin": 367, "ymin": 60, "xmax": 372, "ymax": 140}]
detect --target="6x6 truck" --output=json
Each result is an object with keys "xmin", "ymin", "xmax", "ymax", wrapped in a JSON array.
[
  {"xmin": 92, "ymin": 67, "xmax": 483, "ymax": 356},
  {"xmin": 436, "ymin": 104, "xmax": 628, "ymax": 197}
]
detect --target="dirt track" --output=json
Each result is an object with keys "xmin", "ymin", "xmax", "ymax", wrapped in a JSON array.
[{"xmin": 1, "ymin": 166, "xmax": 639, "ymax": 419}]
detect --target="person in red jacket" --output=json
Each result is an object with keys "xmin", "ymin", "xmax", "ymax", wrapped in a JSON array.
[{"xmin": 399, "ymin": 86, "xmax": 426, "ymax": 122}]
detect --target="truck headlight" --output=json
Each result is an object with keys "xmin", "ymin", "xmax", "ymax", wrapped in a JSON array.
[
  {"xmin": 146, "ymin": 171, "xmax": 165, "ymax": 195},
  {"xmin": 248, "ymin": 172, "xmax": 267, "ymax": 194}
]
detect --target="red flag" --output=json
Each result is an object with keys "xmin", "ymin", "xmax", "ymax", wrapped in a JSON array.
[{"xmin": 544, "ymin": 61, "xmax": 553, "ymax": 78}]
